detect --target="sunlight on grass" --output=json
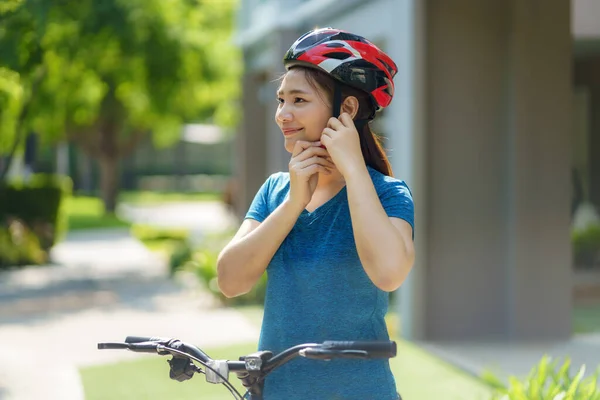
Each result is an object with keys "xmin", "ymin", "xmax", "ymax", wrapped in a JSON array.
[
  {"xmin": 119, "ymin": 191, "xmax": 221, "ymax": 204},
  {"xmin": 391, "ymin": 340, "xmax": 493, "ymax": 400},
  {"xmin": 64, "ymin": 196, "xmax": 129, "ymax": 231},
  {"xmin": 81, "ymin": 343, "xmax": 255, "ymax": 400}
]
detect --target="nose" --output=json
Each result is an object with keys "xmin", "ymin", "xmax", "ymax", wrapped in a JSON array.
[{"xmin": 276, "ymin": 103, "xmax": 293, "ymax": 124}]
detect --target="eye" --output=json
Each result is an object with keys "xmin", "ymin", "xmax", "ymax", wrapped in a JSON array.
[
  {"xmin": 294, "ymin": 97, "xmax": 305, "ymax": 103},
  {"xmin": 276, "ymin": 97, "xmax": 284, "ymax": 104}
]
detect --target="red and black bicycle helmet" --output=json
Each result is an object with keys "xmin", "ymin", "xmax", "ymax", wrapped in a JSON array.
[{"xmin": 283, "ymin": 27, "xmax": 398, "ymax": 114}]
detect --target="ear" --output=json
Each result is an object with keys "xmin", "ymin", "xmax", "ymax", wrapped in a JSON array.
[{"xmin": 341, "ymin": 96, "xmax": 360, "ymax": 119}]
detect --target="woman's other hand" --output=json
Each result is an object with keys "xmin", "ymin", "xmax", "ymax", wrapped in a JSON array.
[{"xmin": 288, "ymin": 140, "xmax": 334, "ymax": 210}]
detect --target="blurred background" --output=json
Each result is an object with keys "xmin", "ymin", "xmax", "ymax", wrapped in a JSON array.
[{"xmin": 1, "ymin": 0, "xmax": 599, "ymax": 399}]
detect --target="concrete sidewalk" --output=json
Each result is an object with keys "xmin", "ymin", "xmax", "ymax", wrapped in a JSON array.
[
  {"xmin": 0, "ymin": 224, "xmax": 259, "ymax": 400},
  {"xmin": 420, "ymin": 334, "xmax": 600, "ymax": 385}
]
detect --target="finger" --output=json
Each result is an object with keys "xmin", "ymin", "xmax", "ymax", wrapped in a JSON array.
[
  {"xmin": 327, "ymin": 117, "xmax": 344, "ymax": 130},
  {"xmin": 292, "ymin": 146, "xmax": 329, "ymax": 162},
  {"xmin": 320, "ymin": 131, "xmax": 334, "ymax": 149},
  {"xmin": 339, "ymin": 113, "xmax": 354, "ymax": 127},
  {"xmin": 297, "ymin": 155, "xmax": 335, "ymax": 170},
  {"xmin": 297, "ymin": 164, "xmax": 331, "ymax": 177},
  {"xmin": 321, "ymin": 127, "xmax": 335, "ymax": 138},
  {"xmin": 292, "ymin": 140, "xmax": 316, "ymax": 157}
]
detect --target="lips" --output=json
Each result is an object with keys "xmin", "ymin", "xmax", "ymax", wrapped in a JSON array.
[{"xmin": 282, "ymin": 128, "xmax": 302, "ymax": 136}]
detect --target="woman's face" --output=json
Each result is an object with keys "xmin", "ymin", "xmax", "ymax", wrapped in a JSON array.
[{"xmin": 275, "ymin": 68, "xmax": 332, "ymax": 153}]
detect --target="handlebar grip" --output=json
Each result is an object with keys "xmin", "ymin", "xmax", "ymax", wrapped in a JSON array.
[
  {"xmin": 125, "ymin": 336, "xmax": 170, "ymax": 344},
  {"xmin": 98, "ymin": 343, "xmax": 130, "ymax": 350},
  {"xmin": 321, "ymin": 341, "xmax": 397, "ymax": 358},
  {"xmin": 128, "ymin": 342, "xmax": 162, "ymax": 353}
]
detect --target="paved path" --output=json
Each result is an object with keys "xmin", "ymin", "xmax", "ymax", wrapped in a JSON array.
[
  {"xmin": 420, "ymin": 334, "xmax": 600, "ymax": 384},
  {"xmin": 0, "ymin": 202, "xmax": 258, "ymax": 400},
  {"xmin": 117, "ymin": 201, "xmax": 239, "ymax": 241}
]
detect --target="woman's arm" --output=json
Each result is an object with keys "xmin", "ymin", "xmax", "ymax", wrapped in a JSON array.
[
  {"xmin": 344, "ymin": 164, "xmax": 415, "ymax": 292},
  {"xmin": 217, "ymin": 199, "xmax": 304, "ymax": 298}
]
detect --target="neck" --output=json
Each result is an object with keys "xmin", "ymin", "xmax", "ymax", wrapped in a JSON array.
[{"xmin": 316, "ymin": 167, "xmax": 345, "ymax": 190}]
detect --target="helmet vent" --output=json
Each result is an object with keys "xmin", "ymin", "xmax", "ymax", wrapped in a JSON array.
[
  {"xmin": 324, "ymin": 51, "xmax": 352, "ymax": 60},
  {"xmin": 377, "ymin": 58, "xmax": 395, "ymax": 75}
]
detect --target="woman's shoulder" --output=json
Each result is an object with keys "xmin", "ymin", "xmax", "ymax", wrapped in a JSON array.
[
  {"xmin": 265, "ymin": 171, "xmax": 290, "ymax": 188},
  {"xmin": 367, "ymin": 166, "xmax": 411, "ymax": 192},
  {"xmin": 260, "ymin": 171, "xmax": 291, "ymax": 200}
]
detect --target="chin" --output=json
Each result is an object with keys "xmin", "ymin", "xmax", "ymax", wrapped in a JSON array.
[{"xmin": 283, "ymin": 137, "xmax": 299, "ymax": 153}]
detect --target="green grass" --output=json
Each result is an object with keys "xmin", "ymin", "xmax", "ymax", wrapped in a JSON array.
[
  {"xmin": 81, "ymin": 342, "xmax": 255, "ymax": 400},
  {"xmin": 119, "ymin": 190, "xmax": 221, "ymax": 204},
  {"xmin": 80, "ymin": 309, "xmax": 494, "ymax": 400},
  {"xmin": 391, "ymin": 340, "xmax": 493, "ymax": 400},
  {"xmin": 64, "ymin": 196, "xmax": 130, "ymax": 231}
]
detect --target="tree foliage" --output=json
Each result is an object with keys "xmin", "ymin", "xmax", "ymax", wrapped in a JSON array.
[{"xmin": 0, "ymin": 0, "xmax": 241, "ymax": 211}]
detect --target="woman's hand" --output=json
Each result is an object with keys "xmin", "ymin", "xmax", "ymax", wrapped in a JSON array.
[
  {"xmin": 288, "ymin": 140, "xmax": 334, "ymax": 210},
  {"xmin": 320, "ymin": 113, "xmax": 364, "ymax": 177}
]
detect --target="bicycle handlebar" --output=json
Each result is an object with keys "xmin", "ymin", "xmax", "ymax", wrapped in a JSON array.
[
  {"xmin": 97, "ymin": 335, "xmax": 397, "ymax": 400},
  {"xmin": 102, "ymin": 335, "xmax": 397, "ymax": 361}
]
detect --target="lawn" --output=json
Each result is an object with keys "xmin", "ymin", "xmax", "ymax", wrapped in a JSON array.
[
  {"xmin": 81, "ymin": 342, "xmax": 256, "ymax": 400},
  {"xmin": 80, "ymin": 309, "xmax": 494, "ymax": 400},
  {"xmin": 64, "ymin": 191, "xmax": 221, "ymax": 231},
  {"xmin": 119, "ymin": 190, "xmax": 221, "ymax": 204},
  {"xmin": 64, "ymin": 196, "xmax": 130, "ymax": 231}
]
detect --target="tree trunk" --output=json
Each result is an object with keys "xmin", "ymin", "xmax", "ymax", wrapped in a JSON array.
[
  {"xmin": 98, "ymin": 155, "xmax": 120, "ymax": 214},
  {"xmin": 98, "ymin": 124, "xmax": 120, "ymax": 214}
]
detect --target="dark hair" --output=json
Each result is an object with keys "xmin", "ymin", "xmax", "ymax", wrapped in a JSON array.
[{"xmin": 289, "ymin": 66, "xmax": 394, "ymax": 177}]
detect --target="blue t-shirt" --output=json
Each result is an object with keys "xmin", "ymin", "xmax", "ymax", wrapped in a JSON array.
[{"xmin": 245, "ymin": 166, "xmax": 414, "ymax": 400}]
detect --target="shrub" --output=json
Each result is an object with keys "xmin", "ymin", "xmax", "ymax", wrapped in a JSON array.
[
  {"xmin": 168, "ymin": 239, "xmax": 193, "ymax": 276},
  {"xmin": 572, "ymin": 223, "xmax": 600, "ymax": 268},
  {"xmin": 0, "ymin": 218, "xmax": 47, "ymax": 269},
  {"xmin": 187, "ymin": 247, "xmax": 267, "ymax": 306},
  {"xmin": 0, "ymin": 173, "xmax": 72, "ymax": 250},
  {"xmin": 484, "ymin": 355, "xmax": 600, "ymax": 400},
  {"xmin": 131, "ymin": 224, "xmax": 189, "ymax": 243},
  {"xmin": 167, "ymin": 230, "xmax": 268, "ymax": 306}
]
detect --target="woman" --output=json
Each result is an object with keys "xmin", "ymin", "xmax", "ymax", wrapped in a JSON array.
[{"xmin": 217, "ymin": 27, "xmax": 415, "ymax": 399}]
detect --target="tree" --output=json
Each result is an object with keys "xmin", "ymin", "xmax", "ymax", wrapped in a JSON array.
[
  {"xmin": 0, "ymin": 0, "xmax": 241, "ymax": 212},
  {"xmin": 0, "ymin": 0, "xmax": 50, "ymax": 177}
]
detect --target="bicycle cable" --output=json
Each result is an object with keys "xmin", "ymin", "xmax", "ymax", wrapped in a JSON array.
[{"xmin": 157, "ymin": 344, "xmax": 244, "ymax": 400}]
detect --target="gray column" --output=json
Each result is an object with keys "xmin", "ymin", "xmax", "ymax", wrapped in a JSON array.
[
  {"xmin": 507, "ymin": 0, "xmax": 572, "ymax": 340},
  {"xmin": 423, "ymin": 0, "xmax": 572, "ymax": 341}
]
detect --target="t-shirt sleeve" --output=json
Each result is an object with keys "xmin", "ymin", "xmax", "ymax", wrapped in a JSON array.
[
  {"xmin": 244, "ymin": 175, "xmax": 274, "ymax": 223},
  {"xmin": 378, "ymin": 179, "xmax": 415, "ymax": 235}
]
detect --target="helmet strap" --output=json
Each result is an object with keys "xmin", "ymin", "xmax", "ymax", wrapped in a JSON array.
[
  {"xmin": 332, "ymin": 82, "xmax": 342, "ymax": 119},
  {"xmin": 332, "ymin": 81, "xmax": 374, "ymax": 133}
]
